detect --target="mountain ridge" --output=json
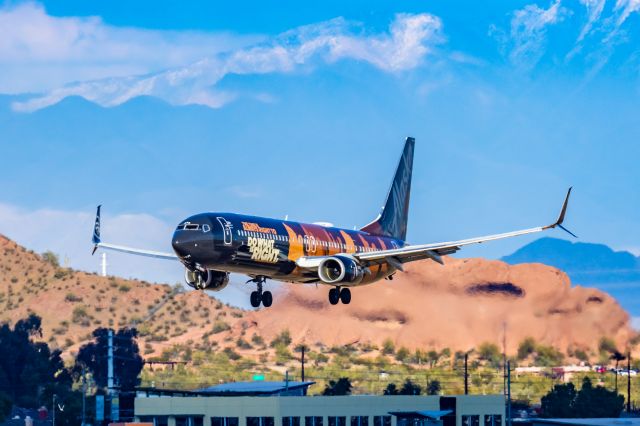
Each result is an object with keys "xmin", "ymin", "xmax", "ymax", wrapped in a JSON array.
[
  {"xmin": 502, "ymin": 237, "xmax": 640, "ymax": 315},
  {"xmin": 502, "ymin": 237, "xmax": 640, "ymax": 276},
  {"xmin": 0, "ymin": 233, "xmax": 633, "ymax": 364}
]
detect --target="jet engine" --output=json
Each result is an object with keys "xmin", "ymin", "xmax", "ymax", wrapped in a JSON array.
[
  {"xmin": 184, "ymin": 268, "xmax": 229, "ymax": 291},
  {"xmin": 318, "ymin": 255, "xmax": 364, "ymax": 285}
]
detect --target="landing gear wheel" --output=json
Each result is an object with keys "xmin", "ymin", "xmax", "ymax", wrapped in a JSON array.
[
  {"xmin": 328, "ymin": 288, "xmax": 340, "ymax": 305},
  {"xmin": 250, "ymin": 291, "xmax": 262, "ymax": 308},
  {"xmin": 262, "ymin": 291, "xmax": 273, "ymax": 307},
  {"xmin": 340, "ymin": 288, "xmax": 351, "ymax": 304}
]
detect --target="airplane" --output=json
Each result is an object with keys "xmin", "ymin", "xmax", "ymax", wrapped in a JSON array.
[{"xmin": 91, "ymin": 137, "xmax": 575, "ymax": 308}]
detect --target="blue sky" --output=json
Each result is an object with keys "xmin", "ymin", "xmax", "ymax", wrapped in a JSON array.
[{"xmin": 0, "ymin": 0, "xmax": 639, "ymax": 307}]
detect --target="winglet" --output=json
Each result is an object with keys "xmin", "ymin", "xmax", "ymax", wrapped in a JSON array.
[
  {"xmin": 91, "ymin": 205, "xmax": 101, "ymax": 254},
  {"xmin": 544, "ymin": 188, "xmax": 577, "ymax": 238}
]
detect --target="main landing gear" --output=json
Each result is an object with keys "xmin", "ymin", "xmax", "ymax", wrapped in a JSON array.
[
  {"xmin": 247, "ymin": 276, "xmax": 273, "ymax": 308},
  {"xmin": 328, "ymin": 287, "xmax": 351, "ymax": 305}
]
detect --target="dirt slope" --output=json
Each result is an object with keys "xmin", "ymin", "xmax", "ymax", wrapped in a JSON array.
[
  {"xmin": 0, "ymin": 234, "xmax": 245, "ymax": 357},
  {"xmin": 247, "ymin": 257, "xmax": 632, "ymax": 354}
]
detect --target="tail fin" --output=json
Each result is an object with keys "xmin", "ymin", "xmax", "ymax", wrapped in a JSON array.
[
  {"xmin": 91, "ymin": 205, "xmax": 101, "ymax": 254},
  {"xmin": 361, "ymin": 137, "xmax": 415, "ymax": 241}
]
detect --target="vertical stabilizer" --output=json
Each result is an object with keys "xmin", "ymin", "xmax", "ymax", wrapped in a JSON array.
[{"xmin": 360, "ymin": 137, "xmax": 415, "ymax": 241}]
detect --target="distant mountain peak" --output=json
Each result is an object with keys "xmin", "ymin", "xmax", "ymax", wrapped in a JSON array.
[{"xmin": 502, "ymin": 237, "xmax": 640, "ymax": 285}]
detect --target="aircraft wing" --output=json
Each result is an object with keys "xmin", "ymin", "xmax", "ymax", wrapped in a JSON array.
[
  {"xmin": 354, "ymin": 188, "xmax": 575, "ymax": 269},
  {"xmin": 91, "ymin": 206, "xmax": 178, "ymax": 261}
]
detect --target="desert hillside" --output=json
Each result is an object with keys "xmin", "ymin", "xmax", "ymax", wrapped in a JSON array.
[
  {"xmin": 0, "ymin": 234, "xmax": 633, "ymax": 363},
  {"xmin": 247, "ymin": 257, "xmax": 632, "ymax": 355},
  {"xmin": 0, "ymin": 234, "xmax": 246, "ymax": 357}
]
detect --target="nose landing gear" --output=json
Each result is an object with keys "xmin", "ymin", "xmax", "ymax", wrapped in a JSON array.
[
  {"xmin": 247, "ymin": 276, "xmax": 273, "ymax": 308},
  {"xmin": 328, "ymin": 287, "xmax": 351, "ymax": 305}
]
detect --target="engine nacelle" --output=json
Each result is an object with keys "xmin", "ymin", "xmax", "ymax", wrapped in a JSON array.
[
  {"xmin": 318, "ymin": 255, "xmax": 364, "ymax": 285},
  {"xmin": 184, "ymin": 269, "xmax": 229, "ymax": 291}
]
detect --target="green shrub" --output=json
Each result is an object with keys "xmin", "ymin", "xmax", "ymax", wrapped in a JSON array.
[
  {"xmin": 42, "ymin": 251, "xmax": 60, "ymax": 268},
  {"xmin": 71, "ymin": 305, "xmax": 91, "ymax": 326},
  {"xmin": 382, "ymin": 338, "xmax": 395, "ymax": 355},
  {"xmin": 395, "ymin": 347, "xmax": 410, "ymax": 362},
  {"xmin": 518, "ymin": 337, "xmax": 537, "ymax": 360},
  {"xmin": 212, "ymin": 320, "xmax": 230, "ymax": 334},
  {"xmin": 270, "ymin": 329, "xmax": 292, "ymax": 347},
  {"xmin": 251, "ymin": 334, "xmax": 265, "ymax": 345},
  {"xmin": 65, "ymin": 293, "xmax": 82, "ymax": 303}
]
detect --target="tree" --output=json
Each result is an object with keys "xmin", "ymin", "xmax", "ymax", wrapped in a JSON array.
[
  {"xmin": 610, "ymin": 351, "xmax": 626, "ymax": 391},
  {"xmin": 399, "ymin": 379, "xmax": 421, "ymax": 395},
  {"xmin": 427, "ymin": 380, "xmax": 441, "ymax": 395},
  {"xmin": 42, "ymin": 250, "xmax": 60, "ymax": 268},
  {"xmin": 535, "ymin": 345, "xmax": 565, "ymax": 367},
  {"xmin": 0, "ymin": 314, "xmax": 79, "ymax": 424},
  {"xmin": 517, "ymin": 337, "xmax": 537, "ymax": 360},
  {"xmin": 75, "ymin": 327, "xmax": 143, "ymax": 391},
  {"xmin": 395, "ymin": 347, "xmax": 410, "ymax": 362},
  {"xmin": 478, "ymin": 342, "xmax": 502, "ymax": 368},
  {"xmin": 383, "ymin": 383, "xmax": 399, "ymax": 395},
  {"xmin": 270, "ymin": 329, "xmax": 292, "ymax": 348},
  {"xmin": 427, "ymin": 350, "xmax": 440, "ymax": 368},
  {"xmin": 541, "ymin": 382, "xmax": 578, "ymax": 418},
  {"xmin": 541, "ymin": 377, "xmax": 624, "ymax": 418},
  {"xmin": 598, "ymin": 337, "xmax": 618, "ymax": 354},
  {"xmin": 0, "ymin": 314, "xmax": 73, "ymax": 405},
  {"xmin": 322, "ymin": 378, "xmax": 352, "ymax": 396},
  {"xmin": 574, "ymin": 378, "xmax": 624, "ymax": 417},
  {"xmin": 382, "ymin": 339, "xmax": 395, "ymax": 355},
  {"xmin": 440, "ymin": 348, "xmax": 451, "ymax": 367},
  {"xmin": 413, "ymin": 349, "xmax": 427, "ymax": 365}
]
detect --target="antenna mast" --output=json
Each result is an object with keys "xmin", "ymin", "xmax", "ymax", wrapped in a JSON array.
[{"xmin": 101, "ymin": 253, "xmax": 107, "ymax": 277}]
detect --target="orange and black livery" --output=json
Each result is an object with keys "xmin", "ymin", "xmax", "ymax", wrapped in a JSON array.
[{"xmin": 92, "ymin": 137, "xmax": 574, "ymax": 308}]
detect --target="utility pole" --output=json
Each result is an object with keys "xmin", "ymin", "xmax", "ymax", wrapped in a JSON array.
[
  {"xmin": 81, "ymin": 367, "xmax": 86, "ymax": 426},
  {"xmin": 628, "ymin": 352, "xmax": 632, "ymax": 413},
  {"xmin": 464, "ymin": 353, "xmax": 469, "ymax": 395},
  {"xmin": 108, "ymin": 329, "xmax": 114, "ymax": 394},
  {"xmin": 507, "ymin": 360, "xmax": 512, "ymax": 426},
  {"xmin": 52, "ymin": 394, "xmax": 56, "ymax": 426},
  {"xmin": 108, "ymin": 329, "xmax": 115, "ymax": 422},
  {"xmin": 301, "ymin": 346, "xmax": 305, "ymax": 382},
  {"xmin": 502, "ymin": 322, "xmax": 507, "ymax": 395}
]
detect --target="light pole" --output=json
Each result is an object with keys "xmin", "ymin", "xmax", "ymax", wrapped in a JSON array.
[
  {"xmin": 81, "ymin": 367, "xmax": 87, "ymax": 426},
  {"xmin": 52, "ymin": 394, "xmax": 56, "ymax": 426}
]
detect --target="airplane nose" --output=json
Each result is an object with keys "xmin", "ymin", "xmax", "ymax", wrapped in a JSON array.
[{"xmin": 172, "ymin": 234, "xmax": 188, "ymax": 257}]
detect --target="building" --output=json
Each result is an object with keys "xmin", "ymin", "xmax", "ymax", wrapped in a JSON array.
[
  {"xmin": 134, "ymin": 382, "xmax": 505, "ymax": 426},
  {"xmin": 525, "ymin": 419, "xmax": 640, "ymax": 426}
]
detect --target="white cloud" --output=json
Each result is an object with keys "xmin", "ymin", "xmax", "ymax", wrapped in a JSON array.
[
  {"xmin": 615, "ymin": 0, "xmax": 640, "ymax": 26},
  {"xmin": 10, "ymin": 11, "xmax": 443, "ymax": 112},
  {"xmin": 507, "ymin": 0, "xmax": 566, "ymax": 69},
  {"xmin": 0, "ymin": 2, "xmax": 261, "ymax": 94},
  {"xmin": 0, "ymin": 202, "xmax": 256, "ymax": 308},
  {"xmin": 577, "ymin": 0, "xmax": 607, "ymax": 41}
]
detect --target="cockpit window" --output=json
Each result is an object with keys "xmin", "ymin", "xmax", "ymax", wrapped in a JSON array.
[{"xmin": 177, "ymin": 222, "xmax": 200, "ymax": 231}]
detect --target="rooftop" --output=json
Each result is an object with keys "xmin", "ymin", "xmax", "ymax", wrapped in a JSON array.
[
  {"xmin": 530, "ymin": 418, "xmax": 640, "ymax": 426},
  {"xmin": 196, "ymin": 381, "xmax": 315, "ymax": 395}
]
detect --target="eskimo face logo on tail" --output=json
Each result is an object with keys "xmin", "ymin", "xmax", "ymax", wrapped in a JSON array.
[{"xmin": 248, "ymin": 237, "xmax": 280, "ymax": 263}]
